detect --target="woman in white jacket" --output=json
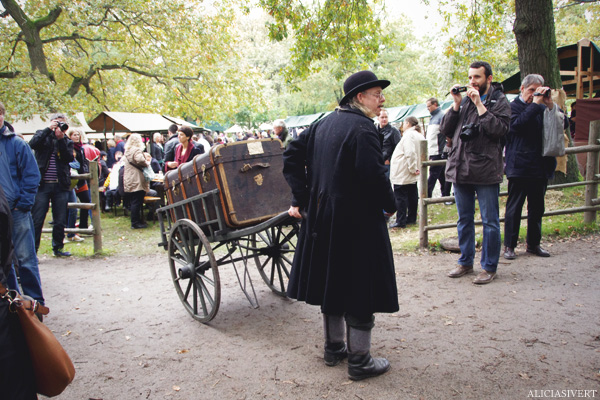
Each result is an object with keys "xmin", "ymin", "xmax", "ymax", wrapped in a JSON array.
[{"xmin": 389, "ymin": 116, "xmax": 424, "ymax": 228}]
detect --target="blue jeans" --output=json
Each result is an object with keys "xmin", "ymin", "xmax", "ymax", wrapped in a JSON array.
[
  {"xmin": 31, "ymin": 182, "xmax": 69, "ymax": 252},
  {"xmin": 7, "ymin": 209, "xmax": 44, "ymax": 304},
  {"xmin": 453, "ymin": 183, "xmax": 501, "ymax": 272}
]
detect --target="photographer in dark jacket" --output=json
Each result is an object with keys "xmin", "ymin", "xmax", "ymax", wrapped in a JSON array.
[
  {"xmin": 503, "ymin": 74, "xmax": 564, "ymax": 260},
  {"xmin": 30, "ymin": 113, "xmax": 75, "ymax": 257},
  {"xmin": 440, "ymin": 61, "xmax": 510, "ymax": 285}
]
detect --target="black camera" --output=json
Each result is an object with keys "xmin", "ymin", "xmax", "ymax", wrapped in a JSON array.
[
  {"xmin": 533, "ymin": 90, "xmax": 551, "ymax": 98},
  {"xmin": 57, "ymin": 121, "xmax": 69, "ymax": 132},
  {"xmin": 460, "ymin": 123, "xmax": 479, "ymax": 141},
  {"xmin": 451, "ymin": 86, "xmax": 468, "ymax": 95}
]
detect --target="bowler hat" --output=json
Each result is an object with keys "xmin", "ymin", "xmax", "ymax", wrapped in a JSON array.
[{"xmin": 339, "ymin": 70, "xmax": 390, "ymax": 106}]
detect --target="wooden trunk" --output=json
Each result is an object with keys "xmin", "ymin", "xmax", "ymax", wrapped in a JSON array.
[{"xmin": 163, "ymin": 138, "xmax": 291, "ymax": 231}]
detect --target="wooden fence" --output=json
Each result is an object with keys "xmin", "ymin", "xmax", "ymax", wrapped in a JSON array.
[
  {"xmin": 417, "ymin": 121, "xmax": 600, "ymax": 248},
  {"xmin": 41, "ymin": 160, "xmax": 103, "ymax": 254}
]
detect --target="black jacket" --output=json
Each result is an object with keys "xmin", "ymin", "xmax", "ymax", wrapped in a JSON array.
[
  {"xmin": 505, "ymin": 96, "xmax": 558, "ymax": 180},
  {"xmin": 29, "ymin": 128, "xmax": 74, "ymax": 190},
  {"xmin": 379, "ymin": 123, "xmax": 401, "ymax": 163},
  {"xmin": 283, "ymin": 106, "xmax": 398, "ymax": 318}
]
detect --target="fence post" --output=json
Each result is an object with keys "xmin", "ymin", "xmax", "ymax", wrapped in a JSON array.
[
  {"xmin": 584, "ymin": 120, "xmax": 600, "ymax": 224},
  {"xmin": 89, "ymin": 161, "xmax": 103, "ymax": 254},
  {"xmin": 418, "ymin": 139, "xmax": 429, "ymax": 248}
]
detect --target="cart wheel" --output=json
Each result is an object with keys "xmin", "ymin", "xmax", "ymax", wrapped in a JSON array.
[
  {"xmin": 252, "ymin": 221, "xmax": 299, "ymax": 296},
  {"xmin": 168, "ymin": 219, "xmax": 220, "ymax": 322}
]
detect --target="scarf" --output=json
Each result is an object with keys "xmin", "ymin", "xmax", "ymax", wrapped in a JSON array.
[{"xmin": 175, "ymin": 143, "xmax": 193, "ymax": 166}]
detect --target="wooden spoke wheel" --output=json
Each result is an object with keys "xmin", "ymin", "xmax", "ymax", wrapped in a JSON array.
[
  {"xmin": 251, "ymin": 221, "xmax": 299, "ymax": 296},
  {"xmin": 168, "ymin": 219, "xmax": 220, "ymax": 322}
]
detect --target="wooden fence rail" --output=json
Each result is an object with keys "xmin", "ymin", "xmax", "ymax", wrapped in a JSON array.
[
  {"xmin": 41, "ymin": 160, "xmax": 102, "ymax": 254},
  {"xmin": 418, "ymin": 120, "xmax": 600, "ymax": 248}
]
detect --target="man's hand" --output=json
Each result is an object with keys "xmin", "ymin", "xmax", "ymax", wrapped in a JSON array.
[
  {"xmin": 50, "ymin": 120, "xmax": 65, "ymax": 139},
  {"xmin": 533, "ymin": 86, "xmax": 554, "ymax": 109},
  {"xmin": 288, "ymin": 206, "xmax": 302, "ymax": 219},
  {"xmin": 450, "ymin": 85, "xmax": 463, "ymax": 110},
  {"xmin": 467, "ymin": 86, "xmax": 488, "ymax": 116}
]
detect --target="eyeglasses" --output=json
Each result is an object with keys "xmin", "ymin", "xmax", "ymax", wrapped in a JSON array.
[{"xmin": 363, "ymin": 91, "xmax": 385, "ymax": 100}]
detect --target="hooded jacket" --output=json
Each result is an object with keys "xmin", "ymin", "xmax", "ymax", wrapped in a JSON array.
[
  {"xmin": 440, "ymin": 82, "xmax": 511, "ymax": 185},
  {"xmin": 0, "ymin": 122, "xmax": 40, "ymax": 211}
]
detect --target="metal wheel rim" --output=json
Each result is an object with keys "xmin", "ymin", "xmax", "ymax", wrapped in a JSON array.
[
  {"xmin": 168, "ymin": 219, "xmax": 220, "ymax": 322},
  {"xmin": 252, "ymin": 222, "xmax": 298, "ymax": 296}
]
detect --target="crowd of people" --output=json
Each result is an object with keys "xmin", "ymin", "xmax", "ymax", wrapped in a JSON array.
[
  {"xmin": 0, "ymin": 59, "xmax": 571, "ymax": 392},
  {"xmin": 282, "ymin": 62, "xmax": 568, "ymax": 381}
]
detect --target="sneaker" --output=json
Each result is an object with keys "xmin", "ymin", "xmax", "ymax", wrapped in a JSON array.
[
  {"xmin": 444, "ymin": 201, "xmax": 454, "ymax": 205},
  {"xmin": 67, "ymin": 234, "xmax": 84, "ymax": 242},
  {"xmin": 53, "ymin": 249, "xmax": 72, "ymax": 257}
]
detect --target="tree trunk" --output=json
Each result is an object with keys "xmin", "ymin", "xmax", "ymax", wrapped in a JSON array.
[
  {"xmin": 513, "ymin": 0, "xmax": 580, "ymax": 183},
  {"xmin": 513, "ymin": 0, "xmax": 561, "ymax": 88},
  {"xmin": 0, "ymin": 0, "xmax": 60, "ymax": 78}
]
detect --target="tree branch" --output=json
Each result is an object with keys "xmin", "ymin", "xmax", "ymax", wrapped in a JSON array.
[
  {"xmin": 34, "ymin": 6, "xmax": 62, "ymax": 29},
  {"xmin": 42, "ymin": 33, "xmax": 121, "ymax": 44}
]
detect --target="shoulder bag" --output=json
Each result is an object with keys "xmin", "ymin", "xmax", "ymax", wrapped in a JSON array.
[
  {"xmin": 0, "ymin": 283, "xmax": 75, "ymax": 397},
  {"xmin": 543, "ymin": 106, "xmax": 566, "ymax": 157}
]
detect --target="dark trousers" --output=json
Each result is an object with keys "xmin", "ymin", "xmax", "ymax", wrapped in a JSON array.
[
  {"xmin": 427, "ymin": 155, "xmax": 448, "ymax": 198},
  {"xmin": 127, "ymin": 190, "xmax": 146, "ymax": 227},
  {"xmin": 31, "ymin": 182, "xmax": 69, "ymax": 252},
  {"xmin": 504, "ymin": 177, "xmax": 548, "ymax": 248},
  {"xmin": 393, "ymin": 183, "xmax": 418, "ymax": 227}
]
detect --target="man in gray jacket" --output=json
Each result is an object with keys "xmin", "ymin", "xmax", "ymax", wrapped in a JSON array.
[{"xmin": 440, "ymin": 61, "xmax": 510, "ymax": 285}]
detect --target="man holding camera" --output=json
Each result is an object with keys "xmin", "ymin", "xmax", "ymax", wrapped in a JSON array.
[
  {"xmin": 30, "ymin": 113, "xmax": 74, "ymax": 257},
  {"xmin": 503, "ymin": 74, "xmax": 562, "ymax": 260},
  {"xmin": 440, "ymin": 61, "xmax": 511, "ymax": 284}
]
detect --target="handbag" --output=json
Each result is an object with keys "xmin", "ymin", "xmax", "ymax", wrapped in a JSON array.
[
  {"xmin": 542, "ymin": 106, "xmax": 566, "ymax": 157},
  {"xmin": 0, "ymin": 283, "xmax": 75, "ymax": 397},
  {"xmin": 142, "ymin": 165, "xmax": 155, "ymax": 182}
]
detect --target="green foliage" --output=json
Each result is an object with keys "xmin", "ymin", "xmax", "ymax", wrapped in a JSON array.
[
  {"xmin": 0, "ymin": 0, "xmax": 265, "ymax": 124},
  {"xmin": 555, "ymin": 0, "xmax": 600, "ymax": 45},
  {"xmin": 438, "ymin": 0, "xmax": 519, "ymax": 82},
  {"xmin": 258, "ymin": 0, "xmax": 393, "ymax": 83}
]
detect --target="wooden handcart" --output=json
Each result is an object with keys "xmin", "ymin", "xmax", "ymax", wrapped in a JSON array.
[{"xmin": 156, "ymin": 139, "xmax": 300, "ymax": 322}]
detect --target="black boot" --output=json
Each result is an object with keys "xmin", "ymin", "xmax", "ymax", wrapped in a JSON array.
[
  {"xmin": 323, "ymin": 314, "xmax": 347, "ymax": 366},
  {"xmin": 347, "ymin": 325, "xmax": 390, "ymax": 380}
]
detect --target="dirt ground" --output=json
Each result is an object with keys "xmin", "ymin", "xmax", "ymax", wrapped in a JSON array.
[{"xmin": 38, "ymin": 234, "xmax": 600, "ymax": 400}]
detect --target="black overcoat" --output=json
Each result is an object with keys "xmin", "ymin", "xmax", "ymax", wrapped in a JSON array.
[{"xmin": 283, "ymin": 107, "xmax": 399, "ymax": 319}]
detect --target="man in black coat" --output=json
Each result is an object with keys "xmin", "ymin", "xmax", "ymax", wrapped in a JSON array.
[
  {"xmin": 283, "ymin": 70, "xmax": 398, "ymax": 381},
  {"xmin": 503, "ymin": 74, "xmax": 563, "ymax": 260}
]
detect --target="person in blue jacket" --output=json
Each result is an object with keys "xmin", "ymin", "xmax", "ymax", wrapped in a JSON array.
[{"xmin": 0, "ymin": 101, "xmax": 44, "ymax": 305}]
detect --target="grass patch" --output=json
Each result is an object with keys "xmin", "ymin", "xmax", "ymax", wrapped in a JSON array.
[
  {"xmin": 38, "ymin": 206, "xmax": 165, "ymax": 258},
  {"xmin": 389, "ymin": 181, "xmax": 599, "ymax": 253}
]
